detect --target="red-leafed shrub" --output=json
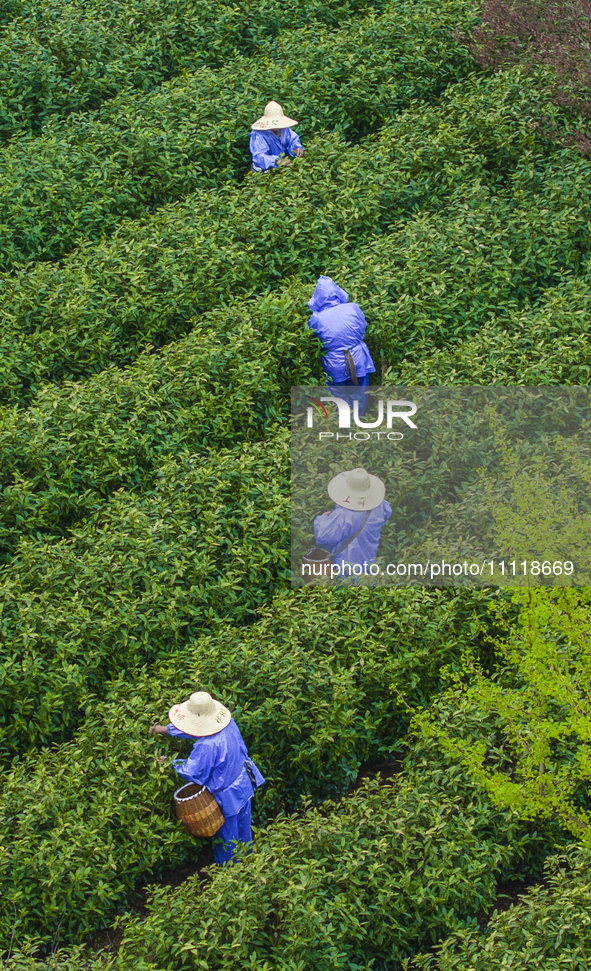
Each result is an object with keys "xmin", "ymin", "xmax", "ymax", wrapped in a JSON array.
[{"xmin": 458, "ymin": 0, "xmax": 591, "ymax": 152}]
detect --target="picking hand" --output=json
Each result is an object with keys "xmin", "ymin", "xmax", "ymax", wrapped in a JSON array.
[
  {"xmin": 156, "ymin": 755, "xmax": 168, "ymax": 764},
  {"xmin": 149, "ymin": 724, "xmax": 168, "ymax": 735},
  {"xmin": 294, "ymin": 147, "xmax": 304, "ymax": 157}
]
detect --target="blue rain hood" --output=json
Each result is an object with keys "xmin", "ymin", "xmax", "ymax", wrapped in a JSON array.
[
  {"xmin": 308, "ymin": 276, "xmax": 349, "ymax": 313},
  {"xmin": 307, "ymin": 276, "xmax": 375, "ymax": 383}
]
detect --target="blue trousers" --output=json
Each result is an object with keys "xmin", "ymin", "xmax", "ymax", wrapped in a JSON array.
[
  {"xmin": 327, "ymin": 374, "xmax": 370, "ymax": 388},
  {"xmin": 328, "ymin": 374, "xmax": 371, "ymax": 415},
  {"xmin": 213, "ymin": 800, "xmax": 253, "ymax": 865},
  {"xmin": 344, "ymin": 374, "xmax": 370, "ymax": 388}
]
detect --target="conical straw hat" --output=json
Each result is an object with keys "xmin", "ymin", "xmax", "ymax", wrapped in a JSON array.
[
  {"xmin": 251, "ymin": 100, "xmax": 298, "ymax": 131},
  {"xmin": 169, "ymin": 691, "xmax": 232, "ymax": 737},
  {"xmin": 327, "ymin": 468, "xmax": 385, "ymax": 511}
]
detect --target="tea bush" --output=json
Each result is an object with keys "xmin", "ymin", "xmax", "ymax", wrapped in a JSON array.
[
  {"xmin": 0, "ymin": 0, "xmax": 393, "ymax": 140},
  {"xmin": 0, "ymin": 287, "xmax": 320, "ymax": 560},
  {"xmin": 0, "ymin": 0, "xmax": 22, "ymax": 21},
  {"xmin": 393, "ymin": 274, "xmax": 591, "ymax": 386},
  {"xmin": 0, "ymin": 69, "xmax": 562, "ymax": 404},
  {"xmin": 0, "ymin": 0, "xmax": 477, "ymax": 270},
  {"xmin": 0, "ymin": 586, "xmax": 492, "ymax": 947},
  {"xmin": 107, "ymin": 775, "xmax": 529, "ymax": 971},
  {"xmin": 411, "ymin": 847, "xmax": 591, "ymax": 970},
  {"xmin": 0, "ymin": 433, "xmax": 290, "ymax": 758},
  {"xmin": 354, "ymin": 166, "xmax": 591, "ymax": 369}
]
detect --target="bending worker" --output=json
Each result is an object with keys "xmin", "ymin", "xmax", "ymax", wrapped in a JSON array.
[
  {"xmin": 307, "ymin": 276, "xmax": 376, "ymax": 390},
  {"xmin": 250, "ymin": 101, "xmax": 304, "ymax": 172},
  {"xmin": 314, "ymin": 468, "xmax": 391, "ymax": 575},
  {"xmin": 150, "ymin": 690, "xmax": 264, "ymax": 865}
]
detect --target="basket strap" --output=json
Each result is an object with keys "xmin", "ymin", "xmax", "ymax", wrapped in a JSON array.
[
  {"xmin": 344, "ymin": 349, "xmax": 358, "ymax": 385},
  {"xmin": 244, "ymin": 760, "xmax": 257, "ymax": 788},
  {"xmin": 333, "ymin": 510, "xmax": 371, "ymax": 557}
]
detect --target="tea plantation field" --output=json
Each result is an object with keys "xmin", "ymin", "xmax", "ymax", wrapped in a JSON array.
[{"xmin": 2, "ymin": 0, "xmax": 591, "ymax": 967}]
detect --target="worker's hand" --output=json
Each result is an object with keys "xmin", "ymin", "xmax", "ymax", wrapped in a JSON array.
[
  {"xmin": 276, "ymin": 156, "xmax": 291, "ymax": 167},
  {"xmin": 149, "ymin": 724, "xmax": 168, "ymax": 735},
  {"xmin": 294, "ymin": 147, "xmax": 304, "ymax": 157},
  {"xmin": 322, "ymin": 511, "xmax": 332, "ymax": 516},
  {"xmin": 156, "ymin": 755, "xmax": 168, "ymax": 764}
]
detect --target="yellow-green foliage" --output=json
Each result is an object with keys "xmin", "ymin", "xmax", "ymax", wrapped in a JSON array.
[{"xmin": 417, "ymin": 589, "xmax": 591, "ymax": 841}]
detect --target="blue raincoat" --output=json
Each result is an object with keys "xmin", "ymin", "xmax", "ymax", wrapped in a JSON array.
[
  {"xmin": 307, "ymin": 276, "xmax": 376, "ymax": 384},
  {"xmin": 250, "ymin": 128, "xmax": 303, "ymax": 170},
  {"xmin": 314, "ymin": 500, "xmax": 392, "ymax": 570},
  {"xmin": 168, "ymin": 718, "xmax": 264, "ymax": 864}
]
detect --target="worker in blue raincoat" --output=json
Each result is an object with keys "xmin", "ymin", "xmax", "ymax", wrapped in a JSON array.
[
  {"xmin": 150, "ymin": 691, "xmax": 264, "ymax": 865},
  {"xmin": 307, "ymin": 276, "xmax": 376, "ymax": 389},
  {"xmin": 250, "ymin": 101, "xmax": 304, "ymax": 172},
  {"xmin": 307, "ymin": 276, "xmax": 376, "ymax": 415},
  {"xmin": 314, "ymin": 468, "xmax": 391, "ymax": 574}
]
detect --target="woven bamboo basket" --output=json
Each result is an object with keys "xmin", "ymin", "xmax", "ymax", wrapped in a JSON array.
[
  {"xmin": 174, "ymin": 782, "xmax": 225, "ymax": 837},
  {"xmin": 301, "ymin": 546, "xmax": 332, "ymax": 585}
]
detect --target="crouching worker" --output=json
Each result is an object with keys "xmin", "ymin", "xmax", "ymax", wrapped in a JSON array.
[
  {"xmin": 250, "ymin": 101, "xmax": 304, "ymax": 172},
  {"xmin": 314, "ymin": 468, "xmax": 391, "ymax": 577},
  {"xmin": 307, "ymin": 276, "xmax": 375, "ymax": 413},
  {"xmin": 150, "ymin": 691, "xmax": 264, "ymax": 865}
]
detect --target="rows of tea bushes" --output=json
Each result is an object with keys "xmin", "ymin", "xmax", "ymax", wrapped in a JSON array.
[
  {"xmin": 0, "ymin": 69, "xmax": 566, "ymax": 404},
  {"xmin": 394, "ymin": 274, "xmax": 591, "ymax": 386},
  {"xmin": 1, "ymin": 1, "xmax": 588, "ymax": 964},
  {"xmin": 0, "ymin": 0, "xmax": 392, "ymax": 141},
  {"xmin": 0, "ymin": 98, "xmax": 586, "ymax": 535},
  {"xmin": 2, "ymin": 232, "xmax": 586, "ymax": 564},
  {"xmin": 0, "ymin": 586, "xmax": 493, "ymax": 948},
  {"xmin": 411, "ymin": 847, "xmax": 591, "ymax": 970},
  {"xmin": 109, "ymin": 754, "xmax": 552, "ymax": 971},
  {"xmin": 16, "ymin": 688, "xmax": 552, "ymax": 967},
  {"xmin": 3, "ymin": 266, "xmax": 589, "ymax": 569},
  {"xmin": 0, "ymin": 95, "xmax": 587, "ymax": 553},
  {"xmin": 0, "ymin": 433, "xmax": 291, "ymax": 759},
  {"xmin": 358, "ymin": 164, "xmax": 591, "ymax": 367},
  {"xmin": 106, "ymin": 776, "xmax": 530, "ymax": 971},
  {"xmin": 4, "ymin": 816, "xmax": 586, "ymax": 970},
  {"xmin": 0, "ymin": 0, "xmax": 478, "ymax": 271},
  {"xmin": 0, "ymin": 288, "xmax": 320, "ymax": 560},
  {"xmin": 10, "ymin": 107, "xmax": 564, "ymax": 757}
]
